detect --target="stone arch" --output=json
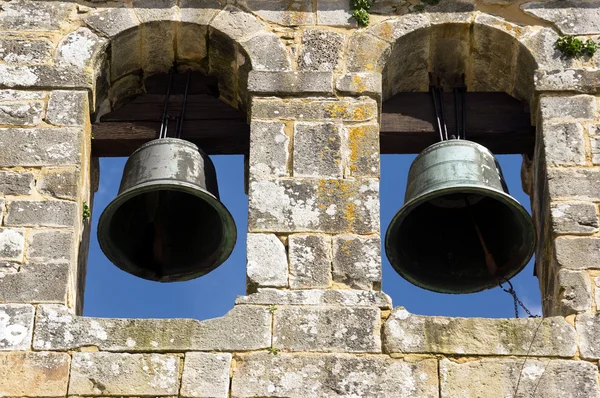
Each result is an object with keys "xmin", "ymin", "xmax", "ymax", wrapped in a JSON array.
[{"xmin": 55, "ymin": 4, "xmax": 292, "ymax": 117}]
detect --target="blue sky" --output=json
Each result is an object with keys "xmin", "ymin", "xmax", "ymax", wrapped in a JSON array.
[{"xmin": 83, "ymin": 154, "xmax": 541, "ymax": 319}]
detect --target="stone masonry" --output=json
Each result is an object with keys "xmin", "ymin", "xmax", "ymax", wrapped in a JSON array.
[{"xmin": 0, "ymin": 0, "xmax": 599, "ymax": 397}]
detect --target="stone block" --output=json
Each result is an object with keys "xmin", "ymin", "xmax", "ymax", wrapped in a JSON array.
[
  {"xmin": 246, "ymin": 233, "xmax": 288, "ymax": 288},
  {"xmin": 46, "ymin": 91, "xmax": 88, "ymax": 126},
  {"xmin": 249, "ymin": 178, "xmax": 379, "ymax": 234},
  {"xmin": 294, "ymin": 122, "xmax": 343, "ymax": 178},
  {"xmin": 111, "ymin": 28, "xmax": 142, "ymax": 81},
  {"xmin": 36, "ymin": 169, "xmax": 80, "ymax": 200},
  {"xmin": 0, "ymin": 228, "xmax": 25, "ymax": 262},
  {"xmin": 540, "ymin": 95, "xmax": 597, "ymax": 121},
  {"xmin": 242, "ymin": 0, "xmax": 314, "ymax": 25},
  {"xmin": 181, "ymin": 353, "xmax": 231, "ymax": 398},
  {"xmin": 232, "ymin": 353, "xmax": 438, "ymax": 397},
  {"xmin": 440, "ymin": 358, "xmax": 599, "ymax": 398},
  {"xmin": 555, "ymin": 237, "xmax": 600, "ymax": 270},
  {"xmin": 141, "ymin": 21, "xmax": 176, "ymax": 76},
  {"xmin": 207, "ymin": 30, "xmax": 237, "ymax": 105},
  {"xmin": 519, "ymin": 27, "xmax": 569, "ymax": 71},
  {"xmin": 0, "ymin": 1, "xmax": 75, "ymax": 32},
  {"xmin": 27, "ymin": 230, "xmax": 73, "ymax": 263},
  {"xmin": 248, "ymin": 71, "xmax": 334, "ymax": 94},
  {"xmin": 547, "ymin": 168, "xmax": 600, "ymax": 201},
  {"xmin": 289, "ymin": 234, "xmax": 332, "ymax": 289},
  {"xmin": 133, "ymin": 0, "xmax": 178, "ymax": 23},
  {"xmin": 180, "ymin": 0, "xmax": 222, "ymax": 25},
  {"xmin": 317, "ymin": 0, "xmax": 355, "ymax": 26},
  {"xmin": 210, "ymin": 6, "xmax": 265, "ymax": 41},
  {"xmin": 347, "ymin": 32, "xmax": 391, "ymax": 72},
  {"xmin": 557, "ymin": 269, "xmax": 592, "ymax": 314},
  {"xmin": 176, "ymin": 24, "xmax": 207, "ymax": 66},
  {"xmin": 242, "ymin": 33, "xmax": 292, "ymax": 71},
  {"xmin": 235, "ymin": 288, "xmax": 392, "ymax": 308},
  {"xmin": 592, "ymin": 135, "xmax": 600, "ymax": 165},
  {"xmin": 0, "ymin": 101, "xmax": 44, "ymax": 126},
  {"xmin": 0, "ymin": 304, "xmax": 34, "ymax": 350},
  {"xmin": 34, "ymin": 304, "xmax": 271, "ymax": 351},
  {"xmin": 551, "ymin": 202, "xmax": 599, "ymax": 235},
  {"xmin": 69, "ymin": 352, "xmax": 180, "ymax": 396},
  {"xmin": 0, "ymin": 37, "xmax": 54, "ymax": 65},
  {"xmin": 336, "ymin": 73, "xmax": 382, "ymax": 96},
  {"xmin": 0, "ymin": 198, "xmax": 4, "ymax": 223},
  {"xmin": 333, "ymin": 234, "xmax": 381, "ymax": 290},
  {"xmin": 0, "ymin": 171, "xmax": 34, "ymax": 195},
  {"xmin": 251, "ymin": 97, "xmax": 378, "ymax": 122},
  {"xmin": 370, "ymin": 13, "xmax": 431, "ymax": 43},
  {"xmin": 542, "ymin": 122, "xmax": 586, "ymax": 166},
  {"xmin": 0, "ymin": 127, "xmax": 81, "ymax": 167},
  {"xmin": 0, "ymin": 64, "xmax": 91, "ymax": 89},
  {"xmin": 535, "ymin": 69, "xmax": 600, "ymax": 94},
  {"xmin": 249, "ymin": 121, "xmax": 290, "ymax": 180},
  {"xmin": 55, "ymin": 27, "xmax": 108, "ymax": 68},
  {"xmin": 576, "ymin": 312, "xmax": 600, "ymax": 359},
  {"xmin": 299, "ymin": 29, "xmax": 345, "ymax": 72},
  {"xmin": 595, "ymin": 276, "xmax": 600, "ymax": 310},
  {"xmin": 84, "ymin": 7, "xmax": 140, "ymax": 38},
  {"xmin": 0, "ymin": 90, "xmax": 45, "ymax": 101},
  {"xmin": 0, "ymin": 352, "xmax": 69, "ymax": 397},
  {"xmin": 343, "ymin": 123, "xmax": 380, "ymax": 177},
  {"xmin": 0, "ymin": 263, "xmax": 70, "ymax": 303},
  {"xmin": 5, "ymin": 200, "xmax": 77, "ymax": 227},
  {"xmin": 383, "ymin": 307, "xmax": 576, "ymax": 356},
  {"xmin": 273, "ymin": 306, "xmax": 380, "ymax": 352},
  {"xmin": 108, "ymin": 74, "xmax": 143, "ymax": 110},
  {"xmin": 522, "ymin": 1, "xmax": 600, "ymax": 35}
]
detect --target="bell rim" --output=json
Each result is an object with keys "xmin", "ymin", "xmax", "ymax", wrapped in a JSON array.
[
  {"xmin": 384, "ymin": 184, "xmax": 536, "ymax": 294},
  {"xmin": 97, "ymin": 180, "xmax": 237, "ymax": 283}
]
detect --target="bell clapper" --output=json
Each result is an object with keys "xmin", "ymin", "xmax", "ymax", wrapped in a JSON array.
[{"xmin": 464, "ymin": 196, "xmax": 498, "ymax": 278}]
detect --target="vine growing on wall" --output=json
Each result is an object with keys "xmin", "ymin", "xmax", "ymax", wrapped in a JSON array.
[
  {"xmin": 556, "ymin": 35, "xmax": 598, "ymax": 57},
  {"xmin": 351, "ymin": 0, "xmax": 372, "ymax": 26}
]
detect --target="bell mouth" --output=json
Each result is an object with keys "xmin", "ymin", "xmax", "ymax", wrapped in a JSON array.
[
  {"xmin": 97, "ymin": 181, "xmax": 237, "ymax": 282},
  {"xmin": 385, "ymin": 185, "xmax": 535, "ymax": 294}
]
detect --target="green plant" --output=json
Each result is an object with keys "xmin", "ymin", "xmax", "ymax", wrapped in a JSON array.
[
  {"xmin": 584, "ymin": 39, "xmax": 598, "ymax": 57},
  {"xmin": 82, "ymin": 202, "xmax": 91, "ymax": 220},
  {"xmin": 556, "ymin": 35, "xmax": 598, "ymax": 58},
  {"xmin": 351, "ymin": 0, "xmax": 371, "ymax": 26},
  {"xmin": 268, "ymin": 305, "xmax": 277, "ymax": 314},
  {"xmin": 267, "ymin": 347, "xmax": 280, "ymax": 355}
]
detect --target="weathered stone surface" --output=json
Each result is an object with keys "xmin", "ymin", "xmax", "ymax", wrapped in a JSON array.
[
  {"xmin": 294, "ymin": 122, "xmax": 343, "ymax": 178},
  {"xmin": 5, "ymin": 200, "xmax": 77, "ymax": 227},
  {"xmin": 592, "ymin": 134, "xmax": 600, "ymax": 165},
  {"xmin": 555, "ymin": 237, "xmax": 600, "ymax": 270},
  {"xmin": 0, "ymin": 1, "xmax": 75, "ymax": 31},
  {"xmin": 141, "ymin": 21, "xmax": 175, "ymax": 76},
  {"xmin": 317, "ymin": 0, "xmax": 355, "ymax": 26},
  {"xmin": 370, "ymin": 13, "xmax": 430, "ymax": 43},
  {"xmin": 540, "ymin": 95, "xmax": 597, "ymax": 121},
  {"xmin": 36, "ymin": 169, "xmax": 79, "ymax": 200},
  {"xmin": 551, "ymin": 202, "xmax": 599, "ymax": 234},
  {"xmin": 370, "ymin": 0, "xmax": 410, "ymax": 14},
  {"xmin": 0, "ymin": 228, "xmax": 25, "ymax": 262},
  {"xmin": 289, "ymin": 234, "xmax": 332, "ymax": 289},
  {"xmin": 0, "ymin": 65, "xmax": 90, "ymax": 89},
  {"xmin": 547, "ymin": 169, "xmax": 600, "ymax": 201},
  {"xmin": 384, "ymin": 307, "xmax": 576, "ymax": 357},
  {"xmin": 110, "ymin": 28, "xmax": 142, "ymax": 81},
  {"xmin": 34, "ymin": 304, "xmax": 271, "ymax": 351},
  {"xmin": 232, "ymin": 353, "xmax": 438, "ymax": 397},
  {"xmin": 0, "ymin": 263, "xmax": 70, "ymax": 303},
  {"xmin": 27, "ymin": 230, "xmax": 73, "ymax": 263},
  {"xmin": 181, "ymin": 352, "xmax": 232, "ymax": 398},
  {"xmin": 557, "ymin": 269, "xmax": 592, "ymax": 314},
  {"xmin": 522, "ymin": 1, "xmax": 600, "ymax": 35},
  {"xmin": 133, "ymin": 0, "xmax": 178, "ymax": 23},
  {"xmin": 299, "ymin": 29, "xmax": 345, "ymax": 72},
  {"xmin": 46, "ymin": 91, "xmax": 88, "ymax": 126},
  {"xmin": 0, "ymin": 37, "xmax": 54, "ymax": 65},
  {"xmin": 0, "ymin": 127, "xmax": 81, "ymax": 167},
  {"xmin": 440, "ymin": 358, "xmax": 599, "ymax": 398},
  {"xmin": 576, "ymin": 312, "xmax": 600, "ymax": 359},
  {"xmin": 236, "ymin": 288, "xmax": 392, "ymax": 308},
  {"xmin": 249, "ymin": 178, "xmax": 379, "ymax": 234},
  {"xmin": 243, "ymin": 33, "xmax": 292, "ymax": 71},
  {"xmin": 347, "ymin": 32, "xmax": 391, "ymax": 72},
  {"xmin": 246, "ymin": 233, "xmax": 288, "ymax": 288},
  {"xmin": 243, "ymin": 0, "xmax": 314, "ymax": 26},
  {"xmin": 248, "ymin": 71, "xmax": 334, "ymax": 94},
  {"xmin": 333, "ymin": 234, "xmax": 381, "ymax": 290},
  {"xmin": 249, "ymin": 121, "xmax": 290, "ymax": 180},
  {"xmin": 0, "ymin": 101, "xmax": 43, "ymax": 126},
  {"xmin": 274, "ymin": 306, "xmax": 381, "ymax": 352},
  {"xmin": 84, "ymin": 7, "xmax": 140, "ymax": 38},
  {"xmin": 0, "ymin": 90, "xmax": 45, "ymax": 101},
  {"xmin": 56, "ymin": 27, "xmax": 108, "ymax": 68},
  {"xmin": 176, "ymin": 23, "xmax": 207, "ymax": 66},
  {"xmin": 0, "ymin": 171, "xmax": 33, "ymax": 195},
  {"xmin": 343, "ymin": 123, "xmax": 380, "ymax": 177},
  {"xmin": 210, "ymin": 6, "xmax": 265, "ymax": 41},
  {"xmin": 536, "ymin": 69, "xmax": 600, "ymax": 94},
  {"xmin": 543, "ymin": 122, "xmax": 586, "ymax": 166},
  {"xmin": 252, "ymin": 97, "xmax": 378, "ymax": 122},
  {"xmin": 0, "ymin": 352, "xmax": 70, "ymax": 397},
  {"xmin": 69, "ymin": 352, "xmax": 180, "ymax": 395},
  {"xmin": 336, "ymin": 73, "xmax": 382, "ymax": 96},
  {"xmin": 0, "ymin": 304, "xmax": 34, "ymax": 350},
  {"xmin": 180, "ymin": 0, "xmax": 222, "ymax": 25}
]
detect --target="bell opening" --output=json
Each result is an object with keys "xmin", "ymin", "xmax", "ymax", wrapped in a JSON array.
[
  {"xmin": 386, "ymin": 190, "xmax": 534, "ymax": 294},
  {"xmin": 103, "ymin": 188, "xmax": 233, "ymax": 282}
]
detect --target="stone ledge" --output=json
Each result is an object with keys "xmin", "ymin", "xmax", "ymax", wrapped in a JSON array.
[
  {"xmin": 248, "ymin": 71, "xmax": 334, "ymax": 95},
  {"xmin": 522, "ymin": 0, "xmax": 600, "ymax": 35},
  {"xmin": 383, "ymin": 307, "xmax": 577, "ymax": 357},
  {"xmin": 336, "ymin": 73, "xmax": 382, "ymax": 96},
  {"xmin": 251, "ymin": 96, "xmax": 378, "ymax": 122},
  {"xmin": 235, "ymin": 288, "xmax": 392, "ymax": 309},
  {"xmin": 33, "ymin": 304, "xmax": 271, "ymax": 352},
  {"xmin": 535, "ymin": 69, "xmax": 600, "ymax": 94}
]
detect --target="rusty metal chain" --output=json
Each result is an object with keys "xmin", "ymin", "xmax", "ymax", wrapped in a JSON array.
[{"xmin": 499, "ymin": 278, "xmax": 540, "ymax": 318}]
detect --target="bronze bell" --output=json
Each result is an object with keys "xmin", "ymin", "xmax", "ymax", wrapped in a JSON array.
[
  {"xmin": 97, "ymin": 138, "xmax": 237, "ymax": 282},
  {"xmin": 385, "ymin": 140, "xmax": 535, "ymax": 294}
]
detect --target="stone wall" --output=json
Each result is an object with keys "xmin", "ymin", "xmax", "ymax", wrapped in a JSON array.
[{"xmin": 0, "ymin": 0, "xmax": 600, "ymax": 397}]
